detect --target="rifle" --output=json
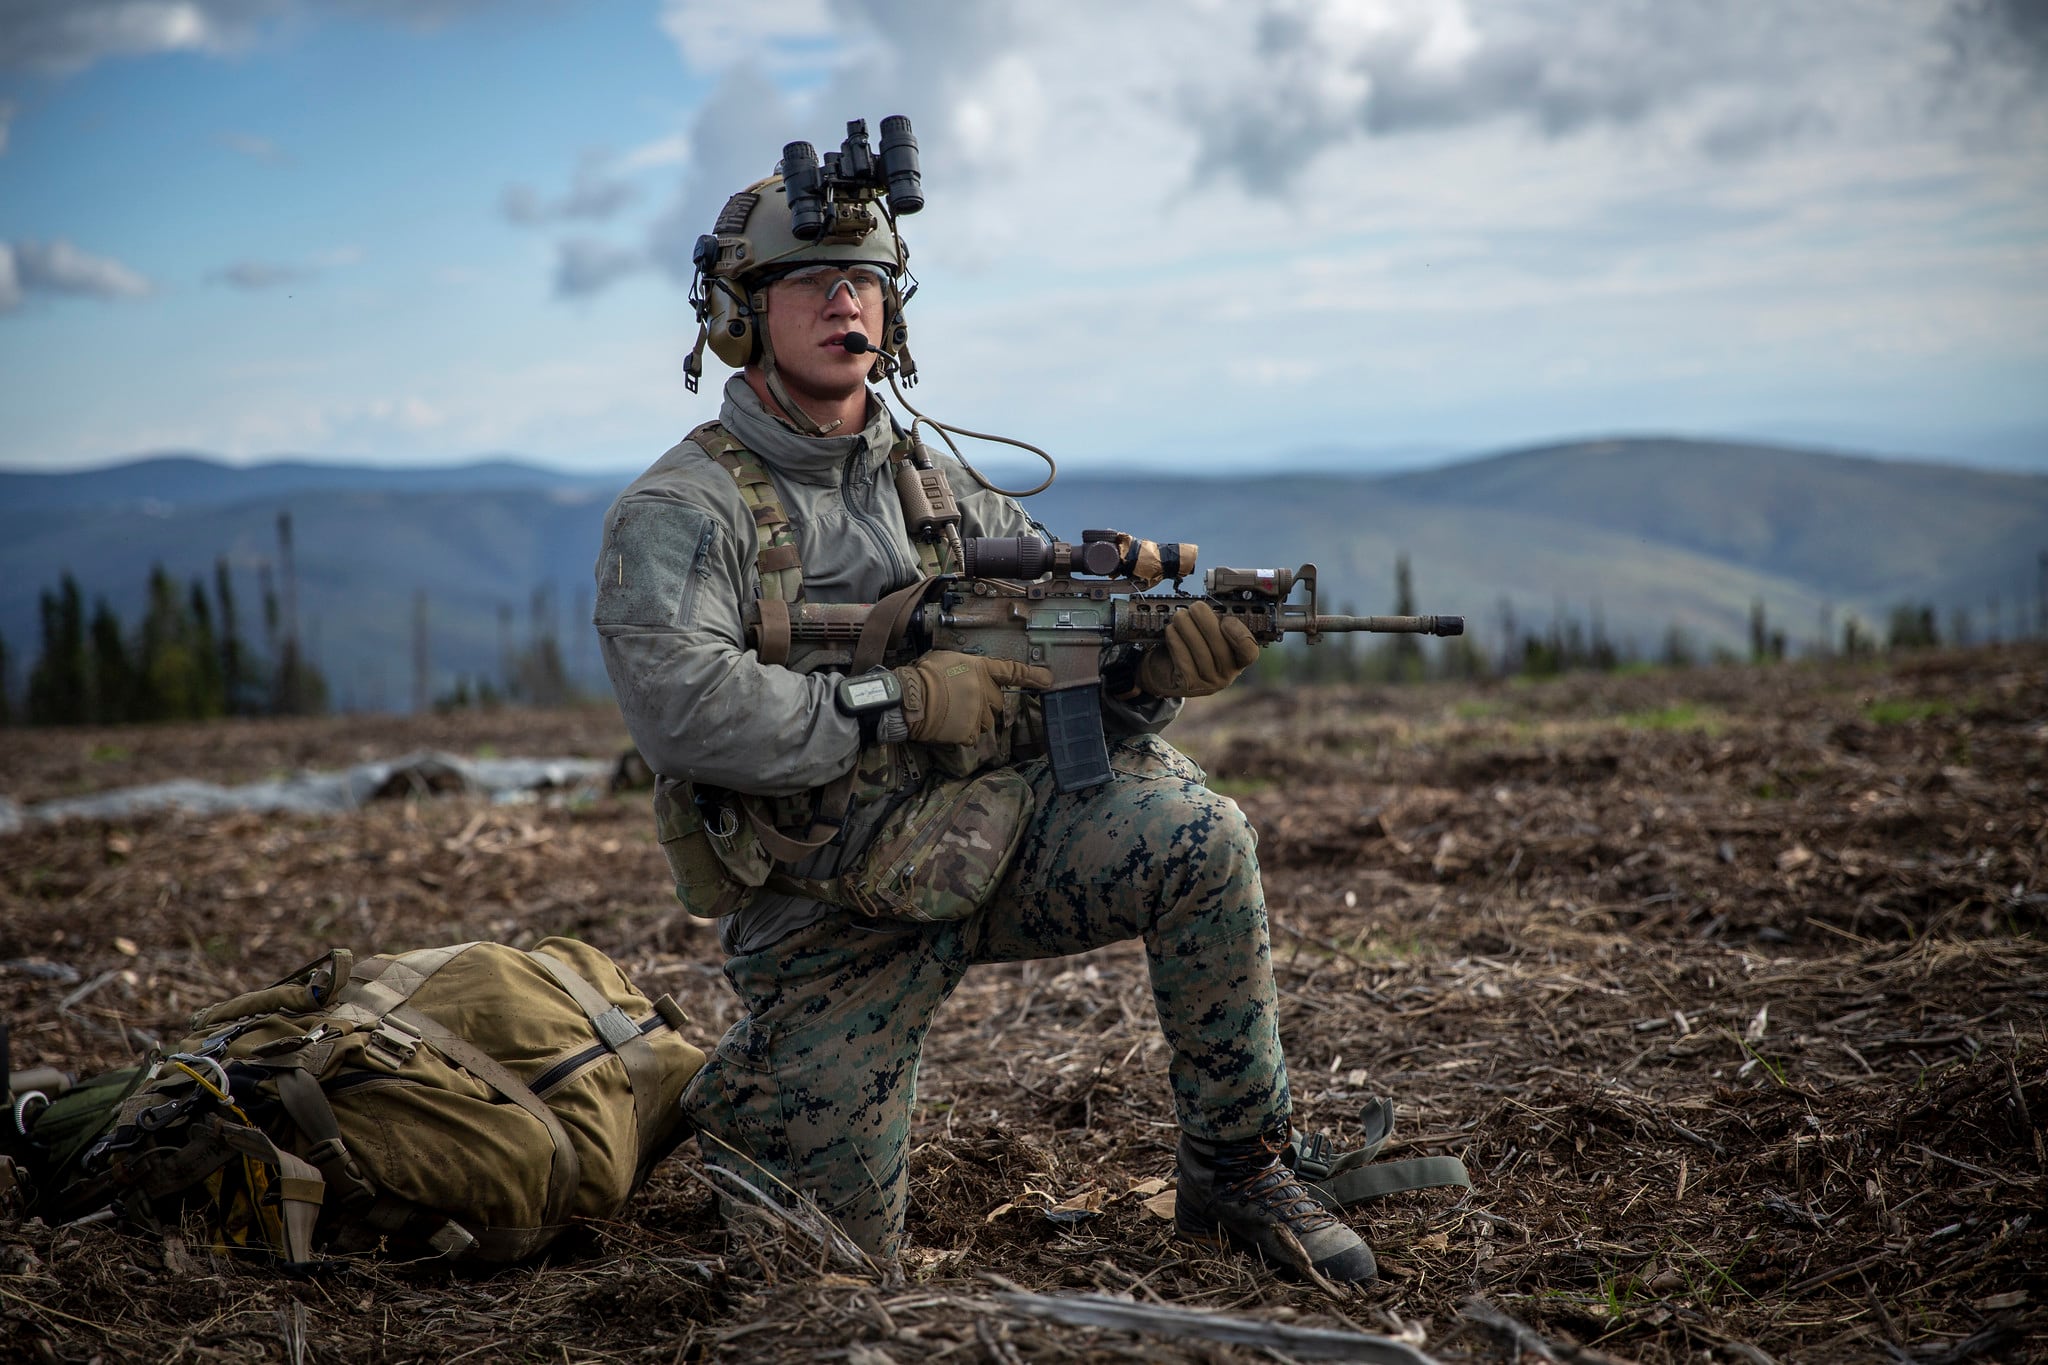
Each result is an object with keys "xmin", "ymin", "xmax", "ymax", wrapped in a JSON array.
[{"xmin": 746, "ymin": 531, "xmax": 1463, "ymax": 794}]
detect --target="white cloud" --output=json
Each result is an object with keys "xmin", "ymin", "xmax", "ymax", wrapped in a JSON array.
[
  {"xmin": 505, "ymin": 0, "xmax": 2026, "ymax": 473},
  {"xmin": 6, "ymin": 239, "xmax": 153, "ymax": 303},
  {"xmin": 642, "ymin": 62, "xmax": 795, "ymax": 286},
  {"xmin": 0, "ymin": 0, "xmax": 538, "ymax": 75},
  {"xmin": 617, "ymin": 130, "xmax": 692, "ymax": 174},
  {"xmin": 0, "ymin": 244, "xmax": 20, "ymax": 312},
  {"xmin": 657, "ymin": 0, "xmax": 841, "ymax": 76},
  {"xmin": 0, "ymin": 0, "xmax": 278, "ymax": 74},
  {"xmin": 0, "ymin": 100, "xmax": 14, "ymax": 155}
]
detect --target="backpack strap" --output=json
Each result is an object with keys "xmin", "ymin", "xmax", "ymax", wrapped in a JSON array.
[
  {"xmin": 208, "ymin": 1117, "xmax": 327, "ymax": 1265},
  {"xmin": 1286, "ymin": 1097, "xmax": 1472, "ymax": 1212},
  {"xmin": 328, "ymin": 945, "xmax": 583, "ymax": 1234},
  {"xmin": 269, "ymin": 1066, "xmax": 377, "ymax": 1205},
  {"xmin": 527, "ymin": 949, "xmax": 666, "ymax": 1163}
]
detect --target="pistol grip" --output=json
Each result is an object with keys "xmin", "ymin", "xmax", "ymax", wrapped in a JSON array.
[{"xmin": 1042, "ymin": 685, "xmax": 1113, "ymax": 793}]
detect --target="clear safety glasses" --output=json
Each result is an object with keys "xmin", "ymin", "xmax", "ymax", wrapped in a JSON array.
[{"xmin": 771, "ymin": 263, "xmax": 890, "ymax": 304}]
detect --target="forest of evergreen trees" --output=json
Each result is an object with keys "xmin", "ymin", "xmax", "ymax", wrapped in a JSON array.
[{"xmin": 4, "ymin": 546, "xmax": 327, "ymax": 728}]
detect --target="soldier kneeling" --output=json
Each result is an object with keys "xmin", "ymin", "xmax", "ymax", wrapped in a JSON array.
[{"xmin": 593, "ymin": 118, "xmax": 1375, "ymax": 1284}]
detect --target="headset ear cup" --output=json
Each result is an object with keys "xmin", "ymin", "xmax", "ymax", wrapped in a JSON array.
[{"xmin": 705, "ymin": 283, "xmax": 759, "ymax": 367}]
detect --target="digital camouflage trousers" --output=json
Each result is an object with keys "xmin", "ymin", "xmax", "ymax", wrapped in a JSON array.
[{"xmin": 680, "ymin": 731, "xmax": 1293, "ymax": 1257}]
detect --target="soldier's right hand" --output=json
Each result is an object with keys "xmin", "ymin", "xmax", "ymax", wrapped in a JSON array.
[{"xmin": 894, "ymin": 651, "xmax": 1054, "ymax": 746}]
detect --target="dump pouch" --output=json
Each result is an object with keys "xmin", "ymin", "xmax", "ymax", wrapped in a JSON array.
[
  {"xmin": 654, "ymin": 775, "xmax": 770, "ymax": 918},
  {"xmin": 825, "ymin": 766, "xmax": 1034, "ymax": 923}
]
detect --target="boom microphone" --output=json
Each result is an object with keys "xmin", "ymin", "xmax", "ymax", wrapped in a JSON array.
[{"xmin": 840, "ymin": 331, "xmax": 898, "ymax": 372}]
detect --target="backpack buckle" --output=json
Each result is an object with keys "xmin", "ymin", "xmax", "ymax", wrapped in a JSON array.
[
  {"xmin": 428, "ymin": 1220, "xmax": 477, "ymax": 1258},
  {"xmin": 1293, "ymin": 1131, "xmax": 1336, "ymax": 1181},
  {"xmin": 364, "ymin": 1018, "xmax": 422, "ymax": 1070}
]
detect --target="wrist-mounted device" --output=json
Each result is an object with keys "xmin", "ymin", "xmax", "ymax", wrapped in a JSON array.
[{"xmin": 835, "ymin": 668, "xmax": 908, "ymax": 744}]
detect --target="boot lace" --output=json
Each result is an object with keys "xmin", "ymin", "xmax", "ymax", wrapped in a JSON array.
[{"xmin": 1222, "ymin": 1156, "xmax": 1340, "ymax": 1232}]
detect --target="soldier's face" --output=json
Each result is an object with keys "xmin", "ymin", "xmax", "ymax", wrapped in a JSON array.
[{"xmin": 762, "ymin": 266, "xmax": 887, "ymax": 401}]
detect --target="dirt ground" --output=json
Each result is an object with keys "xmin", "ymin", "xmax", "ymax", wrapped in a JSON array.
[{"xmin": 1, "ymin": 645, "xmax": 2043, "ymax": 1364}]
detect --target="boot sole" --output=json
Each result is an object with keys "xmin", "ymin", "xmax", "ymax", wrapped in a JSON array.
[{"xmin": 1175, "ymin": 1218, "xmax": 1376, "ymax": 1285}]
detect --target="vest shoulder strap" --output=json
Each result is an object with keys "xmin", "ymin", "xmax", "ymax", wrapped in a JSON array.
[{"xmin": 688, "ymin": 421, "xmax": 805, "ymax": 607}]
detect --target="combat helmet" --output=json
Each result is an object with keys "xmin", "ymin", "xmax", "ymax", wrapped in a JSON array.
[{"xmin": 686, "ymin": 117, "xmax": 922, "ymax": 433}]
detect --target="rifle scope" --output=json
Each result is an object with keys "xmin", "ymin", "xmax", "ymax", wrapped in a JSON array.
[{"xmin": 963, "ymin": 536, "xmax": 1122, "ymax": 579}]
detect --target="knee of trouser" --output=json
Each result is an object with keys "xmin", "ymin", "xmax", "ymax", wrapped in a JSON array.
[
  {"xmin": 1140, "ymin": 784, "xmax": 1258, "ymax": 888},
  {"xmin": 682, "ymin": 1024, "xmax": 914, "ymax": 1261},
  {"xmin": 695, "ymin": 1128, "xmax": 904, "ymax": 1261}
]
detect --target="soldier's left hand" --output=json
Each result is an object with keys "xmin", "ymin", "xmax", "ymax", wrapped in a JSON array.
[{"xmin": 1137, "ymin": 602, "xmax": 1261, "ymax": 698}]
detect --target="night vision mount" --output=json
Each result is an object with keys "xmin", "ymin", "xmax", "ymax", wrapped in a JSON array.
[{"xmin": 781, "ymin": 116, "xmax": 924, "ymax": 243}]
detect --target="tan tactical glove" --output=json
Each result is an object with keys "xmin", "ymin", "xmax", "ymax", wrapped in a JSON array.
[
  {"xmin": 1137, "ymin": 602, "xmax": 1261, "ymax": 698},
  {"xmin": 894, "ymin": 651, "xmax": 1054, "ymax": 746}
]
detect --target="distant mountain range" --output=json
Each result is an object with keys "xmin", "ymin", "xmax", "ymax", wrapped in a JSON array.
[{"xmin": 2, "ymin": 438, "xmax": 2042, "ymax": 709}]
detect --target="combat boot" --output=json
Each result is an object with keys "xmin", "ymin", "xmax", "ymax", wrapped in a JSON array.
[{"xmin": 1175, "ymin": 1127, "xmax": 1378, "ymax": 1284}]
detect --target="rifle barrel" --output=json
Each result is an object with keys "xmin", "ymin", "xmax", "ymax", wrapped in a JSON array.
[{"xmin": 1286, "ymin": 612, "xmax": 1464, "ymax": 637}]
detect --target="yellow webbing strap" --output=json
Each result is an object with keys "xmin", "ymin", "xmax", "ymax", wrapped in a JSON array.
[{"xmin": 526, "ymin": 949, "xmax": 667, "ymax": 1163}]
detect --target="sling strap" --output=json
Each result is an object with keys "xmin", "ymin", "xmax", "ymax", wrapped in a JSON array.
[
  {"xmin": 1286, "ymin": 1097, "xmax": 1472, "ymax": 1213},
  {"xmin": 739, "ymin": 571, "xmax": 939, "ymax": 863}
]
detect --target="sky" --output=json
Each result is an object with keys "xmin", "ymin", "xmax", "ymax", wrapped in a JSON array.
[{"xmin": 1, "ymin": 0, "xmax": 2045, "ymax": 476}]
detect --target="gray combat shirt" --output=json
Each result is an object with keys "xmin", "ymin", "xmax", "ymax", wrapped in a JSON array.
[{"xmin": 595, "ymin": 376, "xmax": 1176, "ymax": 953}]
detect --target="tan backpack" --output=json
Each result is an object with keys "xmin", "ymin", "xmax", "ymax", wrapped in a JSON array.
[{"xmin": 62, "ymin": 938, "xmax": 704, "ymax": 1264}]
